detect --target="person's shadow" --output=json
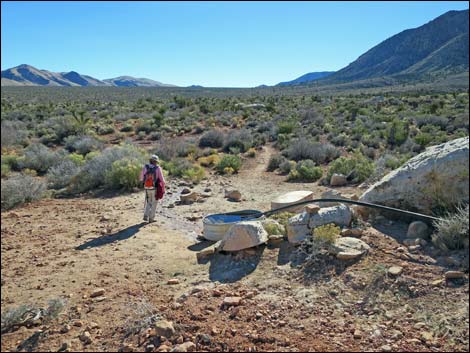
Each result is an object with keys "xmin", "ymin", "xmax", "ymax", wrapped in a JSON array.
[{"xmin": 75, "ymin": 222, "xmax": 146, "ymax": 250}]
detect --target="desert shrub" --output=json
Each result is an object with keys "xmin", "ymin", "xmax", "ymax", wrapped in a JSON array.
[
  {"xmin": 154, "ymin": 139, "xmax": 179, "ymax": 161},
  {"xmin": 176, "ymin": 141, "xmax": 196, "ymax": 158},
  {"xmin": 414, "ymin": 132, "xmax": 434, "ymax": 147},
  {"xmin": 149, "ymin": 131, "xmax": 162, "ymax": 141},
  {"xmin": 67, "ymin": 153, "xmax": 85, "ymax": 166},
  {"xmin": 276, "ymin": 120, "xmax": 296, "ymax": 134},
  {"xmin": 263, "ymin": 221, "xmax": 286, "ymax": 236},
  {"xmin": 198, "ymin": 154, "xmax": 221, "ymax": 167},
  {"xmin": 330, "ymin": 133, "xmax": 348, "ymax": 146},
  {"xmin": 20, "ymin": 143, "xmax": 65, "ymax": 174},
  {"xmin": 70, "ymin": 144, "xmax": 145, "ymax": 193},
  {"xmin": 312, "ymin": 224, "xmax": 340, "ymax": 244},
  {"xmin": 246, "ymin": 147, "xmax": 256, "ymax": 158},
  {"xmin": 47, "ymin": 159, "xmax": 82, "ymax": 189},
  {"xmin": 96, "ymin": 124, "xmax": 115, "ymax": 135},
  {"xmin": 288, "ymin": 139, "xmax": 339, "ymax": 164},
  {"xmin": 271, "ymin": 212, "xmax": 296, "ymax": 228},
  {"xmin": 224, "ymin": 129, "xmax": 252, "ymax": 153},
  {"xmin": 1, "ymin": 120, "xmax": 28, "ymax": 147},
  {"xmin": 1, "ymin": 162, "xmax": 11, "ymax": 177},
  {"xmin": 385, "ymin": 118, "xmax": 408, "ymax": 146},
  {"xmin": 105, "ymin": 159, "xmax": 142, "ymax": 191},
  {"xmin": 288, "ymin": 159, "xmax": 323, "ymax": 182},
  {"xmin": 120, "ymin": 124, "xmax": 134, "ymax": 132},
  {"xmin": 414, "ymin": 116, "xmax": 448, "ymax": 130},
  {"xmin": 199, "ymin": 129, "xmax": 224, "ymax": 148},
  {"xmin": 134, "ymin": 119, "xmax": 154, "ymax": 134},
  {"xmin": 327, "ymin": 153, "xmax": 375, "ymax": 183},
  {"xmin": 1, "ymin": 154, "xmax": 21, "ymax": 172},
  {"xmin": 279, "ymin": 160, "xmax": 295, "ymax": 174},
  {"xmin": 162, "ymin": 158, "xmax": 192, "ymax": 177},
  {"xmin": 432, "ymin": 204, "xmax": 469, "ymax": 251},
  {"xmin": 64, "ymin": 135, "xmax": 103, "ymax": 155},
  {"xmin": 1, "ymin": 174, "xmax": 47, "ymax": 210},
  {"xmin": 182, "ymin": 165, "xmax": 205, "ymax": 184},
  {"xmin": 44, "ymin": 116, "xmax": 79, "ymax": 143},
  {"xmin": 216, "ymin": 154, "xmax": 242, "ymax": 174},
  {"xmin": 267, "ymin": 154, "xmax": 286, "ymax": 172}
]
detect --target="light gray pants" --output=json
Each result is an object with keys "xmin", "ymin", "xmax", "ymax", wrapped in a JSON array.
[{"xmin": 144, "ymin": 189, "xmax": 157, "ymax": 221}]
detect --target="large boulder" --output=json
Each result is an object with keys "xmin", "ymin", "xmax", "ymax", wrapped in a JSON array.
[
  {"xmin": 287, "ymin": 205, "xmax": 352, "ymax": 244},
  {"xmin": 330, "ymin": 173, "xmax": 348, "ymax": 187},
  {"xmin": 329, "ymin": 237, "xmax": 370, "ymax": 260},
  {"xmin": 271, "ymin": 190, "xmax": 314, "ymax": 213},
  {"xmin": 219, "ymin": 221, "xmax": 268, "ymax": 251},
  {"xmin": 359, "ymin": 137, "xmax": 469, "ymax": 215}
]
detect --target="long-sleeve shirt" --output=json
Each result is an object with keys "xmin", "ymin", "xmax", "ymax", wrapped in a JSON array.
[{"xmin": 140, "ymin": 164, "xmax": 166, "ymax": 185}]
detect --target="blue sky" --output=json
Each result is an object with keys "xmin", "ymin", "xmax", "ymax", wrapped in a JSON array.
[{"xmin": 1, "ymin": 1, "xmax": 468, "ymax": 87}]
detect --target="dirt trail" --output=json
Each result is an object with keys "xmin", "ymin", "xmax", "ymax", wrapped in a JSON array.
[{"xmin": 1, "ymin": 147, "xmax": 469, "ymax": 352}]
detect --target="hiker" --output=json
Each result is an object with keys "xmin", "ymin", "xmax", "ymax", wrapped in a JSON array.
[{"xmin": 140, "ymin": 155, "xmax": 166, "ymax": 223}]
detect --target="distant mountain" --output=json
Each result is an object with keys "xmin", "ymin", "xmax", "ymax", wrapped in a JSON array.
[
  {"xmin": 276, "ymin": 71, "xmax": 335, "ymax": 86},
  {"xmin": 1, "ymin": 64, "xmax": 110, "ymax": 86},
  {"xmin": 324, "ymin": 9, "xmax": 469, "ymax": 83},
  {"xmin": 103, "ymin": 76, "xmax": 177, "ymax": 87},
  {"xmin": 187, "ymin": 85, "xmax": 204, "ymax": 88},
  {"xmin": 1, "ymin": 65, "xmax": 177, "ymax": 87}
]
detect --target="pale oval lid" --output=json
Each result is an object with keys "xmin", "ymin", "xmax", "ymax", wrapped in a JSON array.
[{"xmin": 271, "ymin": 190, "xmax": 314, "ymax": 204}]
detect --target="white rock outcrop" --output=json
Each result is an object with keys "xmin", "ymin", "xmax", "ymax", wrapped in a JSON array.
[
  {"xmin": 359, "ymin": 137, "xmax": 469, "ymax": 215},
  {"xmin": 287, "ymin": 205, "xmax": 352, "ymax": 244},
  {"xmin": 329, "ymin": 237, "xmax": 370, "ymax": 260}
]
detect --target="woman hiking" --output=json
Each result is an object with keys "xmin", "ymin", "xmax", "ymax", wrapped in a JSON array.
[{"xmin": 140, "ymin": 154, "xmax": 166, "ymax": 223}]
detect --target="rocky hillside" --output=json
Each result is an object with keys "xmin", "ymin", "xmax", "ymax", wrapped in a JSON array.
[
  {"xmin": 1, "ymin": 65, "xmax": 176, "ymax": 87},
  {"xmin": 276, "ymin": 71, "xmax": 335, "ymax": 86},
  {"xmin": 325, "ymin": 10, "xmax": 469, "ymax": 83}
]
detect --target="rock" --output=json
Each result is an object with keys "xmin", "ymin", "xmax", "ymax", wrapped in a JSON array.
[
  {"xmin": 154, "ymin": 320, "xmax": 175, "ymax": 338},
  {"xmin": 58, "ymin": 341, "xmax": 71, "ymax": 352},
  {"xmin": 120, "ymin": 344, "xmax": 134, "ymax": 352},
  {"xmin": 224, "ymin": 189, "xmax": 242, "ymax": 201},
  {"xmin": 146, "ymin": 344, "xmax": 155, "ymax": 352},
  {"xmin": 167, "ymin": 279, "xmax": 180, "ymax": 285},
  {"xmin": 353, "ymin": 330, "xmax": 362, "ymax": 339},
  {"xmin": 445, "ymin": 271, "xmax": 465, "ymax": 280},
  {"xmin": 407, "ymin": 221, "xmax": 430, "ymax": 239},
  {"xmin": 320, "ymin": 190, "xmax": 343, "ymax": 207},
  {"xmin": 420, "ymin": 331, "xmax": 434, "ymax": 342},
  {"xmin": 219, "ymin": 221, "xmax": 268, "ymax": 251},
  {"xmin": 359, "ymin": 137, "xmax": 469, "ymax": 215},
  {"xmin": 79, "ymin": 331, "xmax": 92, "ymax": 345},
  {"xmin": 196, "ymin": 242, "xmax": 222, "ymax": 260},
  {"xmin": 156, "ymin": 345, "xmax": 171, "ymax": 352},
  {"xmin": 267, "ymin": 234, "xmax": 284, "ymax": 246},
  {"xmin": 388, "ymin": 266, "xmax": 403, "ymax": 276},
  {"xmin": 181, "ymin": 188, "xmax": 191, "ymax": 194},
  {"xmin": 171, "ymin": 342, "xmax": 196, "ymax": 352},
  {"xmin": 286, "ymin": 205, "xmax": 352, "ymax": 244},
  {"xmin": 310, "ymin": 205, "xmax": 352, "ymax": 229},
  {"xmin": 381, "ymin": 344, "xmax": 392, "ymax": 352},
  {"xmin": 223, "ymin": 297, "xmax": 242, "ymax": 307},
  {"xmin": 60, "ymin": 324, "xmax": 71, "ymax": 334},
  {"xmin": 180, "ymin": 191, "xmax": 199, "ymax": 204},
  {"xmin": 90, "ymin": 288, "xmax": 105, "ymax": 298},
  {"xmin": 329, "ymin": 237, "xmax": 370, "ymax": 260},
  {"xmin": 341, "ymin": 228, "xmax": 364, "ymax": 237},
  {"xmin": 432, "ymin": 279, "xmax": 444, "ymax": 287},
  {"xmin": 304, "ymin": 204, "xmax": 321, "ymax": 214},
  {"xmin": 271, "ymin": 190, "xmax": 314, "ymax": 213},
  {"xmin": 330, "ymin": 173, "xmax": 348, "ymax": 186}
]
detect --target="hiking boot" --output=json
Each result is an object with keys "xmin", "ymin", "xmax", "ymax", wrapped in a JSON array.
[
  {"xmin": 143, "ymin": 216, "xmax": 148, "ymax": 221},
  {"xmin": 148, "ymin": 219, "xmax": 156, "ymax": 223}
]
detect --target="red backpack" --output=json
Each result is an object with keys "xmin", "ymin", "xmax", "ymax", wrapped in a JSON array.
[
  {"xmin": 143, "ymin": 164, "xmax": 157, "ymax": 189},
  {"xmin": 156, "ymin": 176, "xmax": 165, "ymax": 200}
]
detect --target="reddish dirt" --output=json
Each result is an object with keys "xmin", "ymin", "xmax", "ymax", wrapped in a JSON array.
[{"xmin": 1, "ymin": 146, "xmax": 468, "ymax": 352}]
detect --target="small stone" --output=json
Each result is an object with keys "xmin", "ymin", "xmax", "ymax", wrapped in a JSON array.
[
  {"xmin": 224, "ymin": 189, "xmax": 242, "ymax": 202},
  {"xmin": 420, "ymin": 331, "xmax": 434, "ymax": 342},
  {"xmin": 60, "ymin": 324, "xmax": 71, "ymax": 334},
  {"xmin": 171, "ymin": 342, "xmax": 196, "ymax": 352},
  {"xmin": 120, "ymin": 344, "xmax": 134, "ymax": 352},
  {"xmin": 146, "ymin": 344, "xmax": 155, "ymax": 352},
  {"xmin": 330, "ymin": 173, "xmax": 348, "ymax": 186},
  {"xmin": 58, "ymin": 341, "xmax": 71, "ymax": 352},
  {"xmin": 73, "ymin": 320, "xmax": 84, "ymax": 327},
  {"xmin": 407, "ymin": 221, "xmax": 430, "ymax": 239},
  {"xmin": 340, "ymin": 228, "xmax": 364, "ymax": 237},
  {"xmin": 267, "ymin": 234, "xmax": 284, "ymax": 246},
  {"xmin": 79, "ymin": 331, "xmax": 92, "ymax": 345},
  {"xmin": 223, "ymin": 296, "xmax": 242, "ymax": 307},
  {"xmin": 445, "ymin": 271, "xmax": 465, "ymax": 280},
  {"xmin": 156, "ymin": 345, "xmax": 171, "ymax": 352},
  {"xmin": 90, "ymin": 288, "xmax": 105, "ymax": 298},
  {"xmin": 167, "ymin": 278, "xmax": 180, "ymax": 285},
  {"xmin": 432, "ymin": 279, "xmax": 444, "ymax": 287},
  {"xmin": 154, "ymin": 320, "xmax": 175, "ymax": 338},
  {"xmin": 304, "ymin": 204, "xmax": 321, "ymax": 214},
  {"xmin": 353, "ymin": 330, "xmax": 362, "ymax": 339},
  {"xmin": 381, "ymin": 344, "xmax": 392, "ymax": 352},
  {"xmin": 181, "ymin": 188, "xmax": 191, "ymax": 194},
  {"xmin": 388, "ymin": 266, "xmax": 403, "ymax": 276}
]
